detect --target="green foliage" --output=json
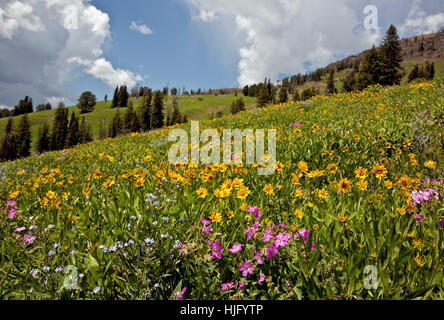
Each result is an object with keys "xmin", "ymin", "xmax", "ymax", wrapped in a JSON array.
[
  {"xmin": 77, "ymin": 91, "xmax": 97, "ymax": 114},
  {"xmin": 151, "ymin": 91, "xmax": 164, "ymax": 129},
  {"xmin": 49, "ymin": 104, "xmax": 69, "ymax": 151}
]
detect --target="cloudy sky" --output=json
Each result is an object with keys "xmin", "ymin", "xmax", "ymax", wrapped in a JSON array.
[{"xmin": 0, "ymin": 0, "xmax": 443, "ymax": 108}]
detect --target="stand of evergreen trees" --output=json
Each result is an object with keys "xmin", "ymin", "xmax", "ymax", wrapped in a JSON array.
[{"xmin": 408, "ymin": 61, "xmax": 435, "ymax": 82}]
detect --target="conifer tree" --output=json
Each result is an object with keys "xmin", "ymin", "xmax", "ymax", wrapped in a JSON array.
[
  {"xmin": 109, "ymin": 108, "xmax": 122, "ymax": 138},
  {"xmin": 0, "ymin": 118, "xmax": 16, "ymax": 161},
  {"xmin": 67, "ymin": 112, "xmax": 80, "ymax": 147},
  {"xmin": 342, "ymin": 70, "xmax": 356, "ymax": 92},
  {"xmin": 257, "ymin": 85, "xmax": 269, "ymax": 108},
  {"xmin": 151, "ymin": 91, "xmax": 164, "ymax": 129},
  {"xmin": 36, "ymin": 123, "xmax": 50, "ymax": 154},
  {"xmin": 111, "ymin": 86, "xmax": 119, "ymax": 108},
  {"xmin": 379, "ymin": 24, "xmax": 403, "ymax": 86},
  {"xmin": 15, "ymin": 114, "xmax": 31, "ymax": 158},
  {"xmin": 79, "ymin": 116, "xmax": 93, "ymax": 143},
  {"xmin": 124, "ymin": 100, "xmax": 136, "ymax": 133},
  {"xmin": 118, "ymin": 85, "xmax": 129, "ymax": 107},
  {"xmin": 356, "ymin": 46, "xmax": 383, "ymax": 90},
  {"xmin": 326, "ymin": 71, "xmax": 337, "ymax": 95},
  {"xmin": 49, "ymin": 104, "xmax": 69, "ymax": 151},
  {"xmin": 278, "ymin": 86, "xmax": 288, "ymax": 103},
  {"xmin": 138, "ymin": 95, "xmax": 151, "ymax": 131}
]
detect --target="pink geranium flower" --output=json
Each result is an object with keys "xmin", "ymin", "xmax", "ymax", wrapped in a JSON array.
[
  {"xmin": 228, "ymin": 243, "xmax": 242, "ymax": 253},
  {"xmin": 247, "ymin": 206, "xmax": 261, "ymax": 219},
  {"xmin": 24, "ymin": 232, "xmax": 36, "ymax": 244},
  {"xmin": 239, "ymin": 261, "xmax": 254, "ymax": 277}
]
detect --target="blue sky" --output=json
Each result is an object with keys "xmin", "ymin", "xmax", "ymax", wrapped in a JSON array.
[{"xmin": 0, "ymin": 0, "xmax": 443, "ymax": 108}]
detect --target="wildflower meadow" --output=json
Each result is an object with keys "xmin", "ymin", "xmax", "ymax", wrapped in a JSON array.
[{"xmin": 1, "ymin": 80, "xmax": 443, "ymax": 300}]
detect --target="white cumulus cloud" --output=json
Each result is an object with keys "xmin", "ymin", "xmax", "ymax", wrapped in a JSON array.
[
  {"xmin": 400, "ymin": 0, "xmax": 444, "ymax": 36},
  {"xmin": 130, "ymin": 21, "xmax": 153, "ymax": 35},
  {"xmin": 0, "ymin": 0, "xmax": 142, "ymax": 106},
  {"xmin": 186, "ymin": 0, "xmax": 440, "ymax": 86}
]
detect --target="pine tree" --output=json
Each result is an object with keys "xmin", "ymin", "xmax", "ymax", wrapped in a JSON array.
[
  {"xmin": 278, "ymin": 86, "xmax": 288, "ymax": 103},
  {"xmin": 292, "ymin": 89, "xmax": 300, "ymax": 102},
  {"xmin": 151, "ymin": 91, "xmax": 164, "ymax": 129},
  {"xmin": 123, "ymin": 100, "xmax": 135, "ymax": 133},
  {"xmin": 342, "ymin": 70, "xmax": 356, "ymax": 92},
  {"xmin": 138, "ymin": 95, "xmax": 151, "ymax": 131},
  {"xmin": 36, "ymin": 123, "xmax": 50, "ymax": 154},
  {"xmin": 49, "ymin": 104, "xmax": 69, "ymax": 151},
  {"xmin": 356, "ymin": 46, "xmax": 384, "ymax": 90},
  {"xmin": 67, "ymin": 112, "xmax": 80, "ymax": 147},
  {"xmin": 118, "ymin": 85, "xmax": 129, "ymax": 108},
  {"xmin": 408, "ymin": 65, "xmax": 420, "ymax": 82},
  {"xmin": 257, "ymin": 85, "xmax": 269, "ymax": 108},
  {"xmin": 15, "ymin": 114, "xmax": 31, "ymax": 158},
  {"xmin": 0, "ymin": 118, "xmax": 17, "ymax": 161},
  {"xmin": 79, "ymin": 116, "xmax": 92, "ymax": 143},
  {"xmin": 111, "ymin": 86, "xmax": 119, "ymax": 108},
  {"xmin": 326, "ymin": 71, "xmax": 337, "ymax": 95},
  {"xmin": 379, "ymin": 24, "xmax": 403, "ymax": 86},
  {"xmin": 109, "ymin": 108, "xmax": 122, "ymax": 138}
]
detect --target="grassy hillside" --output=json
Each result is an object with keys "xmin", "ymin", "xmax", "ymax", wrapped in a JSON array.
[
  {"xmin": 0, "ymin": 94, "xmax": 257, "ymax": 147},
  {"xmin": 1, "ymin": 79, "xmax": 443, "ymax": 299}
]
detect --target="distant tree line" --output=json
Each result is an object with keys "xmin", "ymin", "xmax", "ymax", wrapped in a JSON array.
[{"xmin": 408, "ymin": 61, "xmax": 435, "ymax": 82}]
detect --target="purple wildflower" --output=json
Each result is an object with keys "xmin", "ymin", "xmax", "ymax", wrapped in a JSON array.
[
  {"xmin": 274, "ymin": 232, "xmax": 292, "ymax": 247},
  {"xmin": 14, "ymin": 226, "xmax": 26, "ymax": 233},
  {"xmin": 239, "ymin": 261, "xmax": 254, "ymax": 277},
  {"xmin": 176, "ymin": 287, "xmax": 187, "ymax": 300},
  {"xmin": 263, "ymin": 228, "xmax": 274, "ymax": 242},
  {"xmin": 258, "ymin": 273, "xmax": 266, "ymax": 284},
  {"xmin": 254, "ymin": 250, "xmax": 264, "ymax": 264},
  {"xmin": 266, "ymin": 243, "xmax": 278, "ymax": 259},
  {"xmin": 247, "ymin": 206, "xmax": 261, "ymax": 219},
  {"xmin": 228, "ymin": 242, "xmax": 242, "ymax": 253},
  {"xmin": 413, "ymin": 213, "xmax": 425, "ymax": 226},
  {"xmin": 208, "ymin": 240, "xmax": 224, "ymax": 259},
  {"xmin": 24, "ymin": 232, "xmax": 36, "ymax": 244},
  {"xmin": 440, "ymin": 218, "xmax": 444, "ymax": 228},
  {"xmin": 221, "ymin": 282, "xmax": 237, "ymax": 292}
]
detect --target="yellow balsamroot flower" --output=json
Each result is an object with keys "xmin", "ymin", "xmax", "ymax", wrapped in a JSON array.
[
  {"xmin": 338, "ymin": 212, "xmax": 348, "ymax": 223},
  {"xmin": 134, "ymin": 176, "xmax": 145, "ymax": 188},
  {"xmin": 9, "ymin": 191, "xmax": 20, "ymax": 199},
  {"xmin": 326, "ymin": 163, "xmax": 338, "ymax": 174},
  {"xmin": 294, "ymin": 209, "xmax": 304, "ymax": 219},
  {"xmin": 106, "ymin": 155, "xmax": 114, "ymax": 162},
  {"xmin": 384, "ymin": 180, "xmax": 394, "ymax": 189},
  {"xmin": 338, "ymin": 178, "xmax": 352, "ymax": 193},
  {"xmin": 294, "ymin": 188, "xmax": 303, "ymax": 198},
  {"xmin": 236, "ymin": 186, "xmax": 250, "ymax": 200},
  {"xmin": 226, "ymin": 211, "xmax": 234, "ymax": 219},
  {"xmin": 356, "ymin": 179, "xmax": 368, "ymax": 191},
  {"xmin": 17, "ymin": 169, "xmax": 25, "ymax": 175},
  {"xmin": 372, "ymin": 163, "xmax": 387, "ymax": 180},
  {"xmin": 354, "ymin": 167, "xmax": 368, "ymax": 180},
  {"xmin": 318, "ymin": 189, "xmax": 328, "ymax": 199},
  {"xmin": 413, "ymin": 256, "xmax": 425, "ymax": 267},
  {"xmin": 412, "ymin": 239, "xmax": 422, "ymax": 249},
  {"xmin": 298, "ymin": 161, "xmax": 309, "ymax": 173},
  {"xmin": 291, "ymin": 173, "xmax": 300, "ymax": 184},
  {"xmin": 196, "ymin": 188, "xmax": 208, "ymax": 199},
  {"xmin": 370, "ymin": 252, "xmax": 377, "ymax": 259},
  {"xmin": 424, "ymin": 160, "xmax": 437, "ymax": 169},
  {"xmin": 263, "ymin": 184, "xmax": 274, "ymax": 195},
  {"xmin": 397, "ymin": 175, "xmax": 411, "ymax": 190},
  {"xmin": 397, "ymin": 207, "xmax": 406, "ymax": 216},
  {"xmin": 209, "ymin": 210, "xmax": 222, "ymax": 223},
  {"xmin": 341, "ymin": 146, "xmax": 349, "ymax": 153},
  {"xmin": 68, "ymin": 176, "xmax": 74, "ymax": 184},
  {"xmin": 83, "ymin": 183, "xmax": 91, "ymax": 195},
  {"xmin": 240, "ymin": 203, "xmax": 248, "ymax": 211},
  {"xmin": 144, "ymin": 155, "xmax": 152, "ymax": 162},
  {"xmin": 93, "ymin": 169, "xmax": 103, "ymax": 179},
  {"xmin": 232, "ymin": 178, "xmax": 244, "ymax": 188},
  {"xmin": 103, "ymin": 177, "xmax": 115, "ymax": 189}
]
